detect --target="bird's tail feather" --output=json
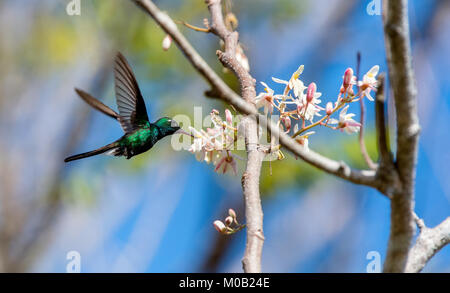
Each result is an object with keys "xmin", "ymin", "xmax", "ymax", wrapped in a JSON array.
[{"xmin": 64, "ymin": 142, "xmax": 119, "ymax": 163}]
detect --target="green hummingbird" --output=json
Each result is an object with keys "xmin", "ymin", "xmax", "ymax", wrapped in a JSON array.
[{"xmin": 64, "ymin": 52, "xmax": 187, "ymax": 163}]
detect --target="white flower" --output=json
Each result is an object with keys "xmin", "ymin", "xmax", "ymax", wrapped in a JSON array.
[
  {"xmin": 293, "ymin": 125, "xmax": 315, "ymax": 152},
  {"xmin": 358, "ymin": 65, "xmax": 379, "ymax": 101},
  {"xmin": 329, "ymin": 105, "xmax": 361, "ymax": 134},
  {"xmin": 188, "ymin": 127, "xmax": 211, "ymax": 162},
  {"xmin": 272, "ymin": 65, "xmax": 305, "ymax": 97},
  {"xmin": 291, "ymin": 79, "xmax": 307, "ymax": 98},
  {"xmin": 301, "ymin": 102, "xmax": 322, "ymax": 122},
  {"xmin": 281, "ymin": 81, "xmax": 323, "ymax": 122},
  {"xmin": 255, "ymin": 82, "xmax": 275, "ymax": 114},
  {"xmin": 290, "ymin": 90, "xmax": 322, "ymax": 123},
  {"xmin": 214, "ymin": 151, "xmax": 237, "ymax": 175}
]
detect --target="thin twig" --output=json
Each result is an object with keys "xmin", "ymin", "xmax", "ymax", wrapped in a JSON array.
[
  {"xmin": 359, "ymin": 95, "xmax": 377, "ymax": 169},
  {"xmin": 177, "ymin": 20, "xmax": 211, "ymax": 33},
  {"xmin": 357, "ymin": 52, "xmax": 377, "ymax": 170}
]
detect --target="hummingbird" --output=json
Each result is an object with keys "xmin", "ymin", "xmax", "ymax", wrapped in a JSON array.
[{"xmin": 64, "ymin": 52, "xmax": 187, "ymax": 163}]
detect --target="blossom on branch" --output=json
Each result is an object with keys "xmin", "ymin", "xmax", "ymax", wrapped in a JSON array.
[
  {"xmin": 214, "ymin": 151, "xmax": 238, "ymax": 175},
  {"xmin": 272, "ymin": 65, "xmax": 305, "ymax": 97},
  {"xmin": 255, "ymin": 82, "xmax": 275, "ymax": 114},
  {"xmin": 213, "ymin": 208, "xmax": 245, "ymax": 235},
  {"xmin": 188, "ymin": 109, "xmax": 239, "ymax": 175},
  {"xmin": 329, "ymin": 105, "xmax": 361, "ymax": 134},
  {"xmin": 358, "ymin": 65, "xmax": 379, "ymax": 101},
  {"xmin": 187, "ymin": 64, "xmax": 379, "ymax": 176}
]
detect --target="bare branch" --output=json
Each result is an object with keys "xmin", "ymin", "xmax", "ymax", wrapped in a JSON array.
[
  {"xmin": 136, "ymin": 0, "xmax": 265, "ymax": 272},
  {"xmin": 355, "ymin": 52, "xmax": 376, "ymax": 170},
  {"xmin": 205, "ymin": 0, "xmax": 265, "ymax": 272},
  {"xmin": 133, "ymin": 0, "xmax": 252, "ymax": 113},
  {"xmin": 406, "ymin": 217, "xmax": 450, "ymax": 273},
  {"xmin": 373, "ymin": 74, "xmax": 401, "ymax": 199},
  {"xmin": 240, "ymin": 116, "xmax": 265, "ymax": 272},
  {"xmin": 358, "ymin": 96, "xmax": 377, "ymax": 170},
  {"xmin": 382, "ymin": 0, "xmax": 420, "ymax": 272}
]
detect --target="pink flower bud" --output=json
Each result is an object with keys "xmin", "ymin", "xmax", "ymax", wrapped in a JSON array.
[
  {"xmin": 282, "ymin": 116, "xmax": 291, "ymax": 131},
  {"xmin": 225, "ymin": 216, "xmax": 233, "ymax": 226},
  {"xmin": 347, "ymin": 88, "xmax": 354, "ymax": 96},
  {"xmin": 306, "ymin": 82, "xmax": 316, "ymax": 103},
  {"xmin": 162, "ymin": 35, "xmax": 172, "ymax": 51},
  {"xmin": 343, "ymin": 68, "xmax": 353, "ymax": 89},
  {"xmin": 225, "ymin": 109, "xmax": 233, "ymax": 125},
  {"xmin": 228, "ymin": 208, "xmax": 237, "ymax": 219},
  {"xmin": 213, "ymin": 220, "xmax": 226, "ymax": 233},
  {"xmin": 326, "ymin": 102, "xmax": 333, "ymax": 115}
]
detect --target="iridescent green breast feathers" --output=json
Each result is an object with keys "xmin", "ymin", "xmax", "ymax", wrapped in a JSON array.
[{"xmin": 64, "ymin": 53, "xmax": 182, "ymax": 163}]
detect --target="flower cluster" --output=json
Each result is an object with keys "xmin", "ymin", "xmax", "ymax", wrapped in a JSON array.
[
  {"xmin": 255, "ymin": 64, "xmax": 380, "ymax": 150},
  {"xmin": 213, "ymin": 208, "xmax": 245, "ymax": 235},
  {"xmin": 187, "ymin": 65, "xmax": 380, "ymax": 175},
  {"xmin": 188, "ymin": 109, "xmax": 239, "ymax": 175}
]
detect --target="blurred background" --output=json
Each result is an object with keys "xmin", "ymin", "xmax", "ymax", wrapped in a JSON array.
[{"xmin": 0, "ymin": 0, "xmax": 449, "ymax": 272}]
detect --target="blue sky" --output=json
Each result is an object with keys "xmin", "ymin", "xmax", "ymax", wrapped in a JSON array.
[{"xmin": 1, "ymin": 0, "xmax": 447, "ymax": 273}]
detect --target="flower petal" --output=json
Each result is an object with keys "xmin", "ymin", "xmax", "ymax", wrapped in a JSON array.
[{"xmin": 272, "ymin": 77, "xmax": 288, "ymax": 85}]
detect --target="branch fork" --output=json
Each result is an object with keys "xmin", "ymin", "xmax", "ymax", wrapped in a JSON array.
[{"xmin": 133, "ymin": 0, "xmax": 449, "ymax": 273}]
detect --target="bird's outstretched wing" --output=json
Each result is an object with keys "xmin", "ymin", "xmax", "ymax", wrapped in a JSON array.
[
  {"xmin": 114, "ymin": 52, "xmax": 149, "ymax": 133},
  {"xmin": 74, "ymin": 88, "xmax": 120, "ymax": 120}
]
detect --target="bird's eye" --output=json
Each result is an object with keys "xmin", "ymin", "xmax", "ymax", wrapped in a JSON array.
[{"xmin": 170, "ymin": 119, "xmax": 179, "ymax": 128}]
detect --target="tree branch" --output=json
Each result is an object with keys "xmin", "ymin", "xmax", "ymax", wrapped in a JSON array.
[
  {"xmin": 406, "ymin": 217, "xmax": 450, "ymax": 272},
  {"xmin": 240, "ymin": 116, "xmax": 265, "ymax": 272},
  {"xmin": 373, "ymin": 74, "xmax": 400, "ymax": 199},
  {"xmin": 132, "ymin": 0, "xmax": 450, "ymax": 274},
  {"xmin": 205, "ymin": 0, "xmax": 264, "ymax": 273},
  {"xmin": 133, "ymin": 0, "xmax": 252, "ymax": 113},
  {"xmin": 382, "ymin": 0, "xmax": 420, "ymax": 272},
  {"xmin": 132, "ymin": 0, "xmax": 379, "ymax": 191}
]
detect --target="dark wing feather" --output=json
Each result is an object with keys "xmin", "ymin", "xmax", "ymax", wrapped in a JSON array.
[
  {"xmin": 75, "ymin": 88, "xmax": 119, "ymax": 120},
  {"xmin": 114, "ymin": 52, "xmax": 149, "ymax": 133}
]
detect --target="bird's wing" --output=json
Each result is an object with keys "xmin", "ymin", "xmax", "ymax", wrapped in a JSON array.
[
  {"xmin": 114, "ymin": 52, "xmax": 149, "ymax": 133},
  {"xmin": 74, "ymin": 88, "xmax": 119, "ymax": 120}
]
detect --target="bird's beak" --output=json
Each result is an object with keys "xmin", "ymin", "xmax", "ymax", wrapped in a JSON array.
[{"xmin": 175, "ymin": 128, "xmax": 194, "ymax": 138}]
